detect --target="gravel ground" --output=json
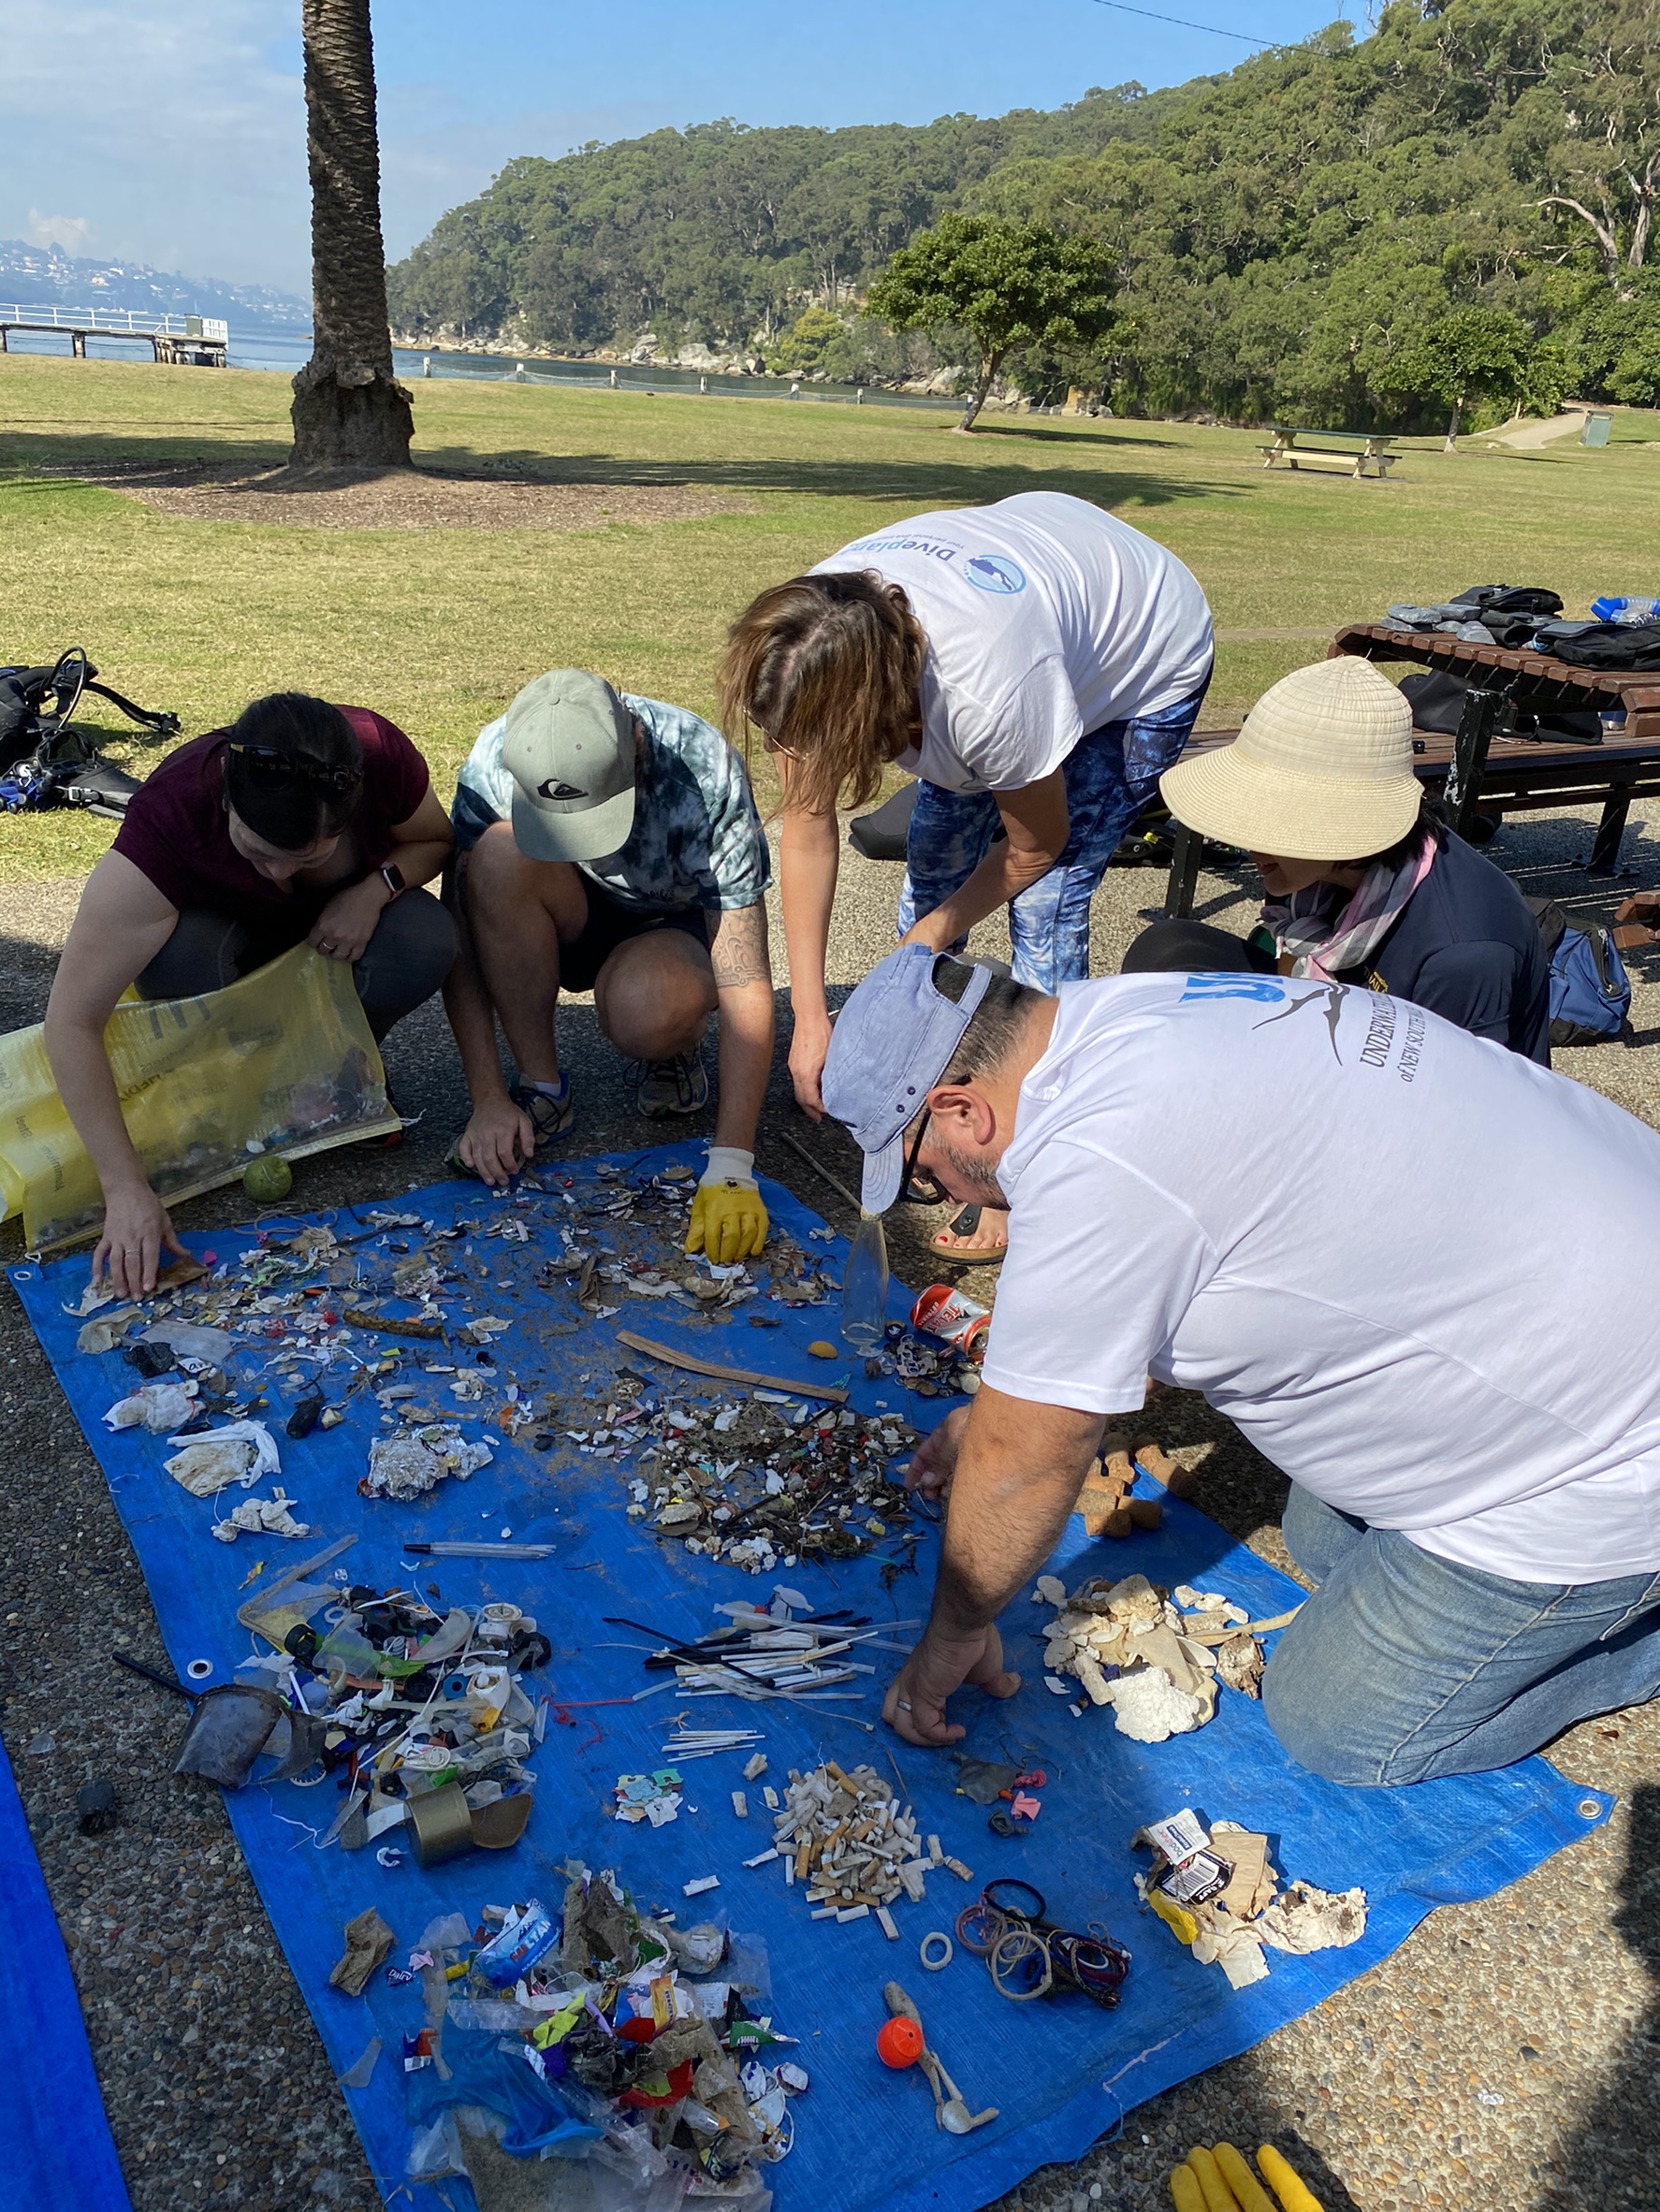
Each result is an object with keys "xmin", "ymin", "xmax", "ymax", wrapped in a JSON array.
[{"xmin": 2, "ymin": 798, "xmax": 1657, "ymax": 2212}]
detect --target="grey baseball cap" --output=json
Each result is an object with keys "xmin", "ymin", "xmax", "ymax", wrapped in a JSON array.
[
  {"xmin": 502, "ymin": 669, "xmax": 636, "ymax": 863},
  {"xmin": 822, "ymin": 946, "xmax": 993, "ymax": 1212}
]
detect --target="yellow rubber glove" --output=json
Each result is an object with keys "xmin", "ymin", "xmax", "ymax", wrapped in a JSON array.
[
  {"xmin": 1187, "ymin": 2147, "xmax": 1242, "ymax": 2212},
  {"xmin": 1256, "ymin": 2147, "xmax": 1324, "ymax": 2212},
  {"xmin": 1169, "ymin": 2166, "xmax": 1207, "ymax": 2212},
  {"xmin": 685, "ymin": 1148, "xmax": 769, "ymax": 1264},
  {"xmin": 1214, "ymin": 2145, "xmax": 1275, "ymax": 2212}
]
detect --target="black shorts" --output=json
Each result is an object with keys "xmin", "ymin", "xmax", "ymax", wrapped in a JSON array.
[{"xmin": 561, "ymin": 875, "xmax": 709, "ymax": 993}]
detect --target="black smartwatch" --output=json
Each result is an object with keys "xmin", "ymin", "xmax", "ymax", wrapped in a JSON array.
[{"xmin": 379, "ymin": 862, "xmax": 406, "ymax": 900}]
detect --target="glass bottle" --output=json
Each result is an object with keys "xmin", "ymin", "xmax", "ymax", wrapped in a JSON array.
[{"xmin": 840, "ymin": 1210, "xmax": 891, "ymax": 1353}]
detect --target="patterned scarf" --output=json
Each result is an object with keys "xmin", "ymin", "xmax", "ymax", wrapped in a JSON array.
[{"xmin": 1261, "ymin": 829, "xmax": 1438, "ymax": 982}]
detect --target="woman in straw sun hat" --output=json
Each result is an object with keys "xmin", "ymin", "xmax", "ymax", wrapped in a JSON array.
[{"xmin": 1124, "ymin": 655, "xmax": 1551, "ymax": 1063}]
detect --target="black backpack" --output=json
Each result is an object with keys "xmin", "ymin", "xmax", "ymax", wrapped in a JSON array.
[
  {"xmin": 1530, "ymin": 621, "xmax": 1660, "ymax": 672},
  {"xmin": 1450, "ymin": 584, "xmax": 1565, "ymax": 618},
  {"xmin": 0, "ymin": 648, "xmax": 178, "ymax": 818},
  {"xmin": 1398, "ymin": 668, "xmax": 1603, "ymax": 746}
]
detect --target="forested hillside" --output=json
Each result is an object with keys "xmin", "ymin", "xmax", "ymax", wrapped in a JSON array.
[
  {"xmin": 386, "ymin": 0, "xmax": 1660, "ymax": 425},
  {"xmin": 386, "ymin": 87, "xmax": 1171, "ymax": 356}
]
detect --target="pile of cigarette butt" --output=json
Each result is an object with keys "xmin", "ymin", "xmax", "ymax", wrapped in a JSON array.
[{"xmin": 743, "ymin": 1761, "xmax": 972, "ymax": 1938}]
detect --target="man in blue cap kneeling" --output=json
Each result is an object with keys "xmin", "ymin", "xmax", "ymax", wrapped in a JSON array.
[{"xmin": 821, "ymin": 946, "xmax": 1660, "ymax": 1784}]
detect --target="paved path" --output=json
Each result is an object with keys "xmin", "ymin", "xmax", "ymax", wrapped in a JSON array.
[{"xmin": 1487, "ymin": 409, "xmax": 1590, "ymax": 450}]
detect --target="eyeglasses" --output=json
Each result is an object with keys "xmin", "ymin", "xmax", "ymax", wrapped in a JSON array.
[
  {"xmin": 226, "ymin": 742, "xmax": 362, "ymax": 794},
  {"xmin": 898, "ymin": 1107, "xmax": 950, "ymax": 1206}
]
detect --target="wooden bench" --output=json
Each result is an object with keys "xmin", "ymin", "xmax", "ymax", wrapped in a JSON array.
[
  {"xmin": 1159, "ymin": 625, "xmax": 1660, "ymax": 918},
  {"xmin": 1259, "ymin": 426, "xmax": 1397, "ymax": 479}
]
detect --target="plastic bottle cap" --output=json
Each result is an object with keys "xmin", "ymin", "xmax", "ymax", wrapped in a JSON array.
[{"xmin": 876, "ymin": 2016, "xmax": 925, "ymax": 2068}]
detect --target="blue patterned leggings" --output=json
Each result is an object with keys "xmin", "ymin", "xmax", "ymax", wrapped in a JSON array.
[{"xmin": 896, "ymin": 680, "xmax": 1211, "ymax": 991}]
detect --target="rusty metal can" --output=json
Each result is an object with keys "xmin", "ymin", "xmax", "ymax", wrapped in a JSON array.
[{"xmin": 910, "ymin": 1283, "xmax": 991, "ymax": 1359}]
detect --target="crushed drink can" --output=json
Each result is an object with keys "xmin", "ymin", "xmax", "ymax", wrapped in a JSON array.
[{"xmin": 910, "ymin": 1284, "xmax": 991, "ymax": 1359}]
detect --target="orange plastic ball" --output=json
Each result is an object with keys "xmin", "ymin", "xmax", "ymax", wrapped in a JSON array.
[{"xmin": 877, "ymin": 2016, "xmax": 925, "ymax": 2069}]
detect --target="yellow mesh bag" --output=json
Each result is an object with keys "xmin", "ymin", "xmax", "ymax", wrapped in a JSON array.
[{"xmin": 0, "ymin": 943, "xmax": 400, "ymax": 1252}]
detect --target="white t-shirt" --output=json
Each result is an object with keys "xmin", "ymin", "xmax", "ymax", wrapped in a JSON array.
[
  {"xmin": 810, "ymin": 491, "xmax": 1213, "ymax": 795},
  {"xmin": 983, "ymin": 971, "xmax": 1660, "ymax": 1584}
]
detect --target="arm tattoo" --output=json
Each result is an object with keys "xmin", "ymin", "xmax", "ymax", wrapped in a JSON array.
[{"xmin": 708, "ymin": 900, "xmax": 773, "ymax": 992}]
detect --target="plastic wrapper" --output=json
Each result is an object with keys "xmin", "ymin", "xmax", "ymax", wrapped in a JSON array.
[
  {"xmin": 404, "ymin": 2029, "xmax": 604, "ymax": 2160},
  {"xmin": 172, "ymin": 1683, "xmax": 287, "ymax": 1787},
  {"xmin": 140, "ymin": 1321, "xmax": 235, "ymax": 1365},
  {"xmin": 0, "ymin": 940, "xmax": 398, "ymax": 1252},
  {"xmin": 338, "ymin": 2036, "xmax": 382, "ymax": 2089},
  {"xmin": 405, "ymin": 2110, "xmax": 466, "ymax": 2182},
  {"xmin": 104, "ymin": 1381, "xmax": 197, "ymax": 1433},
  {"xmin": 419, "ymin": 1911, "xmax": 475, "ymax": 1954}
]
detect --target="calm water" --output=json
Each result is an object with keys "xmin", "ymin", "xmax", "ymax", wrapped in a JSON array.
[{"xmin": 3, "ymin": 323, "xmax": 950, "ymax": 410}]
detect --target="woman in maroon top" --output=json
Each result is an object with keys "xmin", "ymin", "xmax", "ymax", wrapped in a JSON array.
[{"xmin": 45, "ymin": 693, "xmax": 455, "ymax": 1295}]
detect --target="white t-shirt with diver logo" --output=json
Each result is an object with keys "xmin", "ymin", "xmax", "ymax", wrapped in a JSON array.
[
  {"xmin": 983, "ymin": 970, "xmax": 1660, "ymax": 1585},
  {"xmin": 810, "ymin": 490, "xmax": 1214, "ymax": 795}
]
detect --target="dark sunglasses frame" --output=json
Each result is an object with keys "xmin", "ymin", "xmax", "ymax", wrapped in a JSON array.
[
  {"xmin": 898, "ymin": 1106, "xmax": 950, "ymax": 1206},
  {"xmin": 226, "ymin": 741, "xmax": 362, "ymax": 794}
]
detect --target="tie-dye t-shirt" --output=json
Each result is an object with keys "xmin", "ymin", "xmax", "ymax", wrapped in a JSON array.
[{"xmin": 453, "ymin": 693, "xmax": 770, "ymax": 914}]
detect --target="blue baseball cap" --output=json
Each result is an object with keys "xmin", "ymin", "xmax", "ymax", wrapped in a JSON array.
[{"xmin": 822, "ymin": 947, "xmax": 994, "ymax": 1212}]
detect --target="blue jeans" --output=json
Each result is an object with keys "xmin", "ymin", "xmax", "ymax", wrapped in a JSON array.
[
  {"xmin": 896, "ymin": 679, "xmax": 1211, "ymax": 991},
  {"xmin": 1261, "ymin": 1484, "xmax": 1660, "ymax": 1785}
]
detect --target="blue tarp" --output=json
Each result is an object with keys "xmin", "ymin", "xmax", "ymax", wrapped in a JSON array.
[
  {"xmin": 7, "ymin": 1144, "xmax": 1610, "ymax": 2212},
  {"xmin": 0, "ymin": 1729, "xmax": 133, "ymax": 2212}
]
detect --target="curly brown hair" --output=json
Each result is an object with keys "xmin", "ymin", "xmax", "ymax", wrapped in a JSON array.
[{"xmin": 718, "ymin": 570, "xmax": 928, "ymax": 816}]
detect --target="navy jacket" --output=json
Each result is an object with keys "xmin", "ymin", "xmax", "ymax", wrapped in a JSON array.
[{"xmin": 1346, "ymin": 831, "xmax": 1551, "ymax": 1065}]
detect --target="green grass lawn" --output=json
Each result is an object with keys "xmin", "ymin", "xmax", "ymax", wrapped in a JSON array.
[{"xmin": 2, "ymin": 352, "xmax": 1655, "ymax": 883}]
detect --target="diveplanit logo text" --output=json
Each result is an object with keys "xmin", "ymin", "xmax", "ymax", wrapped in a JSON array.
[{"xmin": 838, "ymin": 537, "xmax": 1028, "ymax": 596}]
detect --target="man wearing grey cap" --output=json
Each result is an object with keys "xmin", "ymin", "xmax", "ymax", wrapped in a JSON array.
[
  {"xmin": 443, "ymin": 670, "xmax": 776, "ymax": 1262},
  {"xmin": 822, "ymin": 945, "xmax": 1660, "ymax": 1785}
]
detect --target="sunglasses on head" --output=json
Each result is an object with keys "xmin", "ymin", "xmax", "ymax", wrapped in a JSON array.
[{"xmin": 227, "ymin": 741, "xmax": 362, "ymax": 794}]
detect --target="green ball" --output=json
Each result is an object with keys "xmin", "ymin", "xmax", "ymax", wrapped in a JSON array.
[{"xmin": 243, "ymin": 1153, "xmax": 293, "ymax": 1202}]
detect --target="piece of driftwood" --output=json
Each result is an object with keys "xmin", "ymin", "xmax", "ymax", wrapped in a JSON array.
[
  {"xmin": 341, "ymin": 1306, "xmax": 446, "ymax": 1340},
  {"xmin": 616, "ymin": 1330, "xmax": 849, "ymax": 1404}
]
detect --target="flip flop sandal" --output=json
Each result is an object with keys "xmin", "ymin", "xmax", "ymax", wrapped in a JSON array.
[{"xmin": 929, "ymin": 1205, "xmax": 1008, "ymax": 1266}]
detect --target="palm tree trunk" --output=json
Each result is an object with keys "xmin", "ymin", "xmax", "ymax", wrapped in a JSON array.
[{"xmin": 290, "ymin": 0, "xmax": 414, "ymax": 470}]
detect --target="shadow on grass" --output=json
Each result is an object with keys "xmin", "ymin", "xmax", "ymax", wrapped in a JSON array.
[
  {"xmin": 968, "ymin": 420, "xmax": 1188, "ymax": 452},
  {"xmin": 417, "ymin": 442, "xmax": 1235, "ymax": 511},
  {"xmin": 0, "ymin": 431, "xmax": 1237, "ymax": 516}
]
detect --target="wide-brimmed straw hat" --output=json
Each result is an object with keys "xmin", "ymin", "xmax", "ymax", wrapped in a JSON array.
[{"xmin": 1159, "ymin": 657, "xmax": 1420, "ymax": 862}]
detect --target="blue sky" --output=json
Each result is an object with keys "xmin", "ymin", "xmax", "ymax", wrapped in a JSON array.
[{"xmin": 7, "ymin": 0, "xmax": 1351, "ymax": 298}]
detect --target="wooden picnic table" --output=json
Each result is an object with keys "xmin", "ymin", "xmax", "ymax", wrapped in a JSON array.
[
  {"xmin": 1158, "ymin": 623, "xmax": 1660, "ymax": 918},
  {"xmin": 1259, "ymin": 426, "xmax": 1398, "ymax": 479}
]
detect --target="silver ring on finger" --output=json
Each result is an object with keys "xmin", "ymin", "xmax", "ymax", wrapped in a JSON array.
[{"xmin": 896, "ymin": 1699, "xmax": 912, "ymax": 1710}]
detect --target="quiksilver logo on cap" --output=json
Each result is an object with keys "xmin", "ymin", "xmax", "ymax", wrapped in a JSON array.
[{"xmin": 538, "ymin": 779, "xmax": 588, "ymax": 800}]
